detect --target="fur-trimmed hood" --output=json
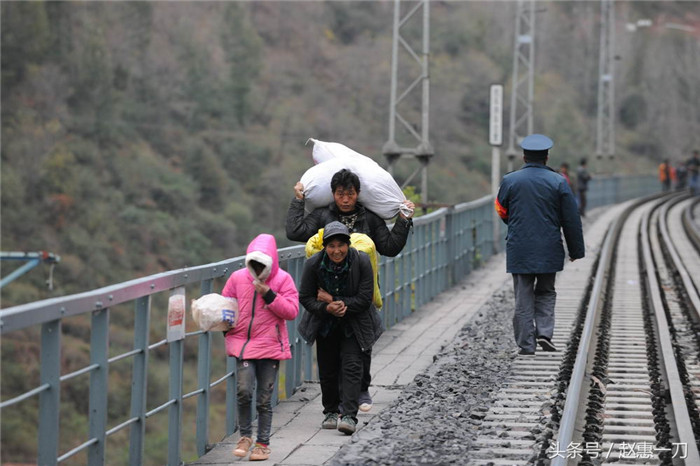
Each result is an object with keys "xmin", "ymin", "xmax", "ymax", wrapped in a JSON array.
[
  {"xmin": 245, "ymin": 234, "xmax": 279, "ymax": 283},
  {"xmin": 221, "ymin": 233, "xmax": 299, "ymax": 360}
]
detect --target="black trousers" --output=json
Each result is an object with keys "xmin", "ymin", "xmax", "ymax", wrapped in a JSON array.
[
  {"xmin": 316, "ymin": 324, "xmax": 364, "ymax": 420},
  {"xmin": 361, "ymin": 350, "xmax": 371, "ymax": 392}
]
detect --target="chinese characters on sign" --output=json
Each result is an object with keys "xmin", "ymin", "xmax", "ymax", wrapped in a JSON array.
[
  {"xmin": 547, "ymin": 441, "xmax": 687, "ymax": 460},
  {"xmin": 489, "ymin": 84, "xmax": 503, "ymax": 146}
]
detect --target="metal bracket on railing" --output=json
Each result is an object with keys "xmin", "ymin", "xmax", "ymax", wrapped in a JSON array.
[{"xmin": 0, "ymin": 251, "xmax": 61, "ymax": 289}]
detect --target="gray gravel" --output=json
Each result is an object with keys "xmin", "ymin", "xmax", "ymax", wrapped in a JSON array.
[{"xmin": 330, "ymin": 287, "xmax": 518, "ymax": 465}]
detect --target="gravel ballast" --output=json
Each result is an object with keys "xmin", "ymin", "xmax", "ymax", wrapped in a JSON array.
[{"xmin": 331, "ymin": 287, "xmax": 519, "ymax": 465}]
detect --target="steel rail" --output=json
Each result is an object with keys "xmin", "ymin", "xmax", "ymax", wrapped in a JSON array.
[
  {"xmin": 552, "ymin": 192, "xmax": 667, "ymax": 466},
  {"xmin": 550, "ymin": 221, "xmax": 616, "ymax": 466},
  {"xmin": 640, "ymin": 196, "xmax": 700, "ymax": 463},
  {"xmin": 682, "ymin": 197, "xmax": 700, "ymax": 253},
  {"xmin": 659, "ymin": 196, "xmax": 700, "ymax": 321}
]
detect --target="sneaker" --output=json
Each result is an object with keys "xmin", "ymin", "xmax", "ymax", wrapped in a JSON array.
[
  {"xmin": 358, "ymin": 391, "xmax": 373, "ymax": 412},
  {"xmin": 321, "ymin": 412, "xmax": 339, "ymax": 429},
  {"xmin": 537, "ymin": 336, "xmax": 557, "ymax": 352},
  {"xmin": 338, "ymin": 415, "xmax": 356, "ymax": 435},
  {"xmin": 513, "ymin": 348, "xmax": 535, "ymax": 356},
  {"xmin": 233, "ymin": 436, "xmax": 253, "ymax": 457},
  {"xmin": 249, "ymin": 444, "xmax": 271, "ymax": 461}
]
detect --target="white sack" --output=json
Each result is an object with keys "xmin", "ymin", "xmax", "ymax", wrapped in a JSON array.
[
  {"xmin": 191, "ymin": 293, "xmax": 239, "ymax": 332},
  {"xmin": 300, "ymin": 139, "xmax": 412, "ymax": 220}
]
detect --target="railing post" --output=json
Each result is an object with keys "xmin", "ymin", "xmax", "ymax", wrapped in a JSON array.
[
  {"xmin": 38, "ymin": 319, "xmax": 61, "ymax": 465},
  {"xmin": 196, "ymin": 281, "xmax": 213, "ymax": 457},
  {"xmin": 445, "ymin": 211, "xmax": 457, "ymax": 287},
  {"xmin": 401, "ymin": 239, "xmax": 411, "ymax": 319},
  {"xmin": 167, "ymin": 338, "xmax": 183, "ymax": 466},
  {"xmin": 285, "ymin": 345, "xmax": 295, "ymax": 399},
  {"xmin": 88, "ymin": 308, "xmax": 109, "ymax": 465},
  {"xmin": 226, "ymin": 356, "xmax": 237, "ymax": 436},
  {"xmin": 129, "ymin": 296, "xmax": 150, "ymax": 466},
  {"xmin": 383, "ymin": 258, "xmax": 396, "ymax": 327},
  {"xmin": 416, "ymin": 224, "xmax": 425, "ymax": 309}
]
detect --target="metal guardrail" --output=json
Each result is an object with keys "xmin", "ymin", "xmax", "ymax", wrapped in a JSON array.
[
  {"xmin": 0, "ymin": 175, "xmax": 660, "ymax": 465},
  {"xmin": 0, "ymin": 196, "xmax": 495, "ymax": 466}
]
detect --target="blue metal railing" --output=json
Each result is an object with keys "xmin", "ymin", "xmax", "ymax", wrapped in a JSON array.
[{"xmin": 0, "ymin": 175, "xmax": 659, "ymax": 465}]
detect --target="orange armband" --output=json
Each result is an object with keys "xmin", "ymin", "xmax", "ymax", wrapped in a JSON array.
[{"xmin": 495, "ymin": 198, "xmax": 508, "ymax": 220}]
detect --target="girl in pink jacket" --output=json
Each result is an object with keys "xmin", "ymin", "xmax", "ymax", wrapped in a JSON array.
[{"xmin": 222, "ymin": 234, "xmax": 299, "ymax": 461}]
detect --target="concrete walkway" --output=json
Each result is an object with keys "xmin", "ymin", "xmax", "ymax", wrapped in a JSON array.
[
  {"xmin": 191, "ymin": 251, "xmax": 510, "ymax": 465},
  {"xmin": 189, "ymin": 205, "xmax": 614, "ymax": 465}
]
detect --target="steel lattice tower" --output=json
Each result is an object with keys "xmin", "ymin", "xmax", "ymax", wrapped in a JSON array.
[
  {"xmin": 596, "ymin": 0, "xmax": 616, "ymax": 162},
  {"xmin": 382, "ymin": 0, "xmax": 433, "ymax": 205},
  {"xmin": 506, "ymin": 0, "xmax": 536, "ymax": 169}
]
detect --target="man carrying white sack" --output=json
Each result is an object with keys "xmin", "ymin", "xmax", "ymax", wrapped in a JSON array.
[{"xmin": 286, "ymin": 168, "xmax": 415, "ymax": 412}]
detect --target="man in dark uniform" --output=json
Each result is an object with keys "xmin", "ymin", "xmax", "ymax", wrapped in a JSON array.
[
  {"xmin": 495, "ymin": 134, "xmax": 585, "ymax": 355},
  {"xmin": 286, "ymin": 168, "xmax": 414, "ymax": 411}
]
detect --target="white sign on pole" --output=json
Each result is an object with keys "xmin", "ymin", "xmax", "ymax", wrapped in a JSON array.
[
  {"xmin": 167, "ymin": 286, "xmax": 186, "ymax": 342},
  {"xmin": 489, "ymin": 84, "xmax": 503, "ymax": 146}
]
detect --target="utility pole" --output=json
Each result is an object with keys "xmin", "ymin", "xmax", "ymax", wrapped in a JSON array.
[
  {"xmin": 382, "ymin": 0, "xmax": 433, "ymax": 206},
  {"xmin": 506, "ymin": 0, "xmax": 536, "ymax": 173},
  {"xmin": 596, "ymin": 0, "xmax": 615, "ymax": 172},
  {"xmin": 490, "ymin": 84, "xmax": 504, "ymax": 253}
]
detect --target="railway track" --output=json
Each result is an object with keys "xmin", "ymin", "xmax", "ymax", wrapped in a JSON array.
[{"xmin": 467, "ymin": 194, "xmax": 700, "ymax": 465}]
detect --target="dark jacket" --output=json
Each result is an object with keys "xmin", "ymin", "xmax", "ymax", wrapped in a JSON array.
[
  {"xmin": 286, "ymin": 199, "xmax": 412, "ymax": 257},
  {"xmin": 495, "ymin": 163, "xmax": 585, "ymax": 274},
  {"xmin": 298, "ymin": 248, "xmax": 383, "ymax": 352}
]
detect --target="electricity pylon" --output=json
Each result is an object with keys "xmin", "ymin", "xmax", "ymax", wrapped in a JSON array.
[
  {"xmin": 506, "ymin": 0, "xmax": 536, "ymax": 172},
  {"xmin": 596, "ymin": 0, "xmax": 615, "ymax": 165},
  {"xmin": 382, "ymin": 0, "xmax": 433, "ymax": 205}
]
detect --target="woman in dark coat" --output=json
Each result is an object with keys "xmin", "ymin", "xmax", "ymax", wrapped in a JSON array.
[{"xmin": 298, "ymin": 221, "xmax": 383, "ymax": 435}]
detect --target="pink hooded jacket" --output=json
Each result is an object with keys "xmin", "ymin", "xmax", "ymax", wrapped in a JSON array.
[{"xmin": 222, "ymin": 234, "xmax": 299, "ymax": 360}]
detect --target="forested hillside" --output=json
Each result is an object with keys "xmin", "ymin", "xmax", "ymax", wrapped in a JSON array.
[
  {"xmin": 1, "ymin": 2, "xmax": 699, "ymax": 464},
  {"xmin": 2, "ymin": 2, "xmax": 698, "ymax": 305}
]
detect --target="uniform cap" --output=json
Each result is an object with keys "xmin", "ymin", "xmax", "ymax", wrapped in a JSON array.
[
  {"xmin": 520, "ymin": 134, "xmax": 554, "ymax": 151},
  {"xmin": 322, "ymin": 221, "xmax": 351, "ymax": 246}
]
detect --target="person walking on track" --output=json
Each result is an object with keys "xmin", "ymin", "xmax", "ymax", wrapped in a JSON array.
[
  {"xmin": 286, "ymin": 168, "xmax": 414, "ymax": 412},
  {"xmin": 495, "ymin": 134, "xmax": 585, "ymax": 356},
  {"xmin": 222, "ymin": 234, "xmax": 300, "ymax": 461},
  {"xmin": 298, "ymin": 221, "xmax": 383, "ymax": 435},
  {"xmin": 576, "ymin": 158, "xmax": 591, "ymax": 217}
]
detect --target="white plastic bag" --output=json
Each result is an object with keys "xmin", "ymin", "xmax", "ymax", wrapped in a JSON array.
[
  {"xmin": 300, "ymin": 139, "xmax": 412, "ymax": 220},
  {"xmin": 191, "ymin": 293, "xmax": 239, "ymax": 332}
]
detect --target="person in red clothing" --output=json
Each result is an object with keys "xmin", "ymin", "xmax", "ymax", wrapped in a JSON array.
[
  {"xmin": 659, "ymin": 159, "xmax": 672, "ymax": 192},
  {"xmin": 222, "ymin": 233, "xmax": 299, "ymax": 461},
  {"xmin": 558, "ymin": 162, "xmax": 576, "ymax": 194}
]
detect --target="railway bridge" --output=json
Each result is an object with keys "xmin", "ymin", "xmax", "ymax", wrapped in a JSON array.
[{"xmin": 6, "ymin": 176, "xmax": 700, "ymax": 465}]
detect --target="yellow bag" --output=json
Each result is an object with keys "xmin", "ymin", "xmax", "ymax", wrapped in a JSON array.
[{"xmin": 305, "ymin": 230, "xmax": 383, "ymax": 309}]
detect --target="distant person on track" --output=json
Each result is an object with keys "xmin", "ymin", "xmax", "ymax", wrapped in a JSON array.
[
  {"xmin": 222, "ymin": 234, "xmax": 300, "ymax": 461},
  {"xmin": 286, "ymin": 168, "xmax": 414, "ymax": 413},
  {"xmin": 558, "ymin": 162, "xmax": 573, "ymax": 189},
  {"xmin": 558, "ymin": 162, "xmax": 576, "ymax": 207},
  {"xmin": 675, "ymin": 160, "xmax": 688, "ymax": 190},
  {"xmin": 659, "ymin": 159, "xmax": 672, "ymax": 192},
  {"xmin": 576, "ymin": 158, "xmax": 591, "ymax": 217},
  {"xmin": 688, "ymin": 150, "xmax": 700, "ymax": 196},
  {"xmin": 298, "ymin": 221, "xmax": 383, "ymax": 435},
  {"xmin": 495, "ymin": 134, "xmax": 585, "ymax": 356}
]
